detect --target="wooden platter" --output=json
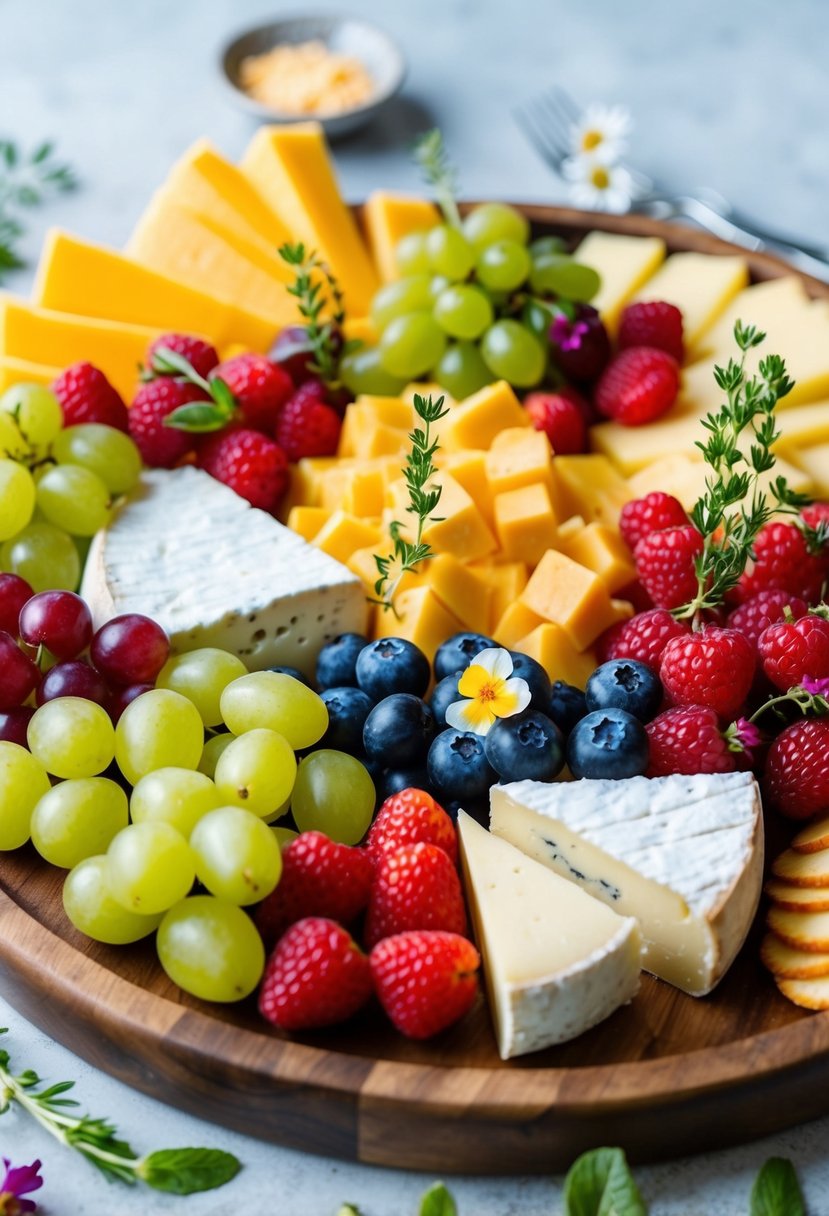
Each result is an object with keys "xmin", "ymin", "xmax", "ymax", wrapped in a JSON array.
[{"xmin": 2, "ymin": 207, "xmax": 829, "ymax": 1175}]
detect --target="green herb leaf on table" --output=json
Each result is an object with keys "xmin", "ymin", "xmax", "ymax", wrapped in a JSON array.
[
  {"xmin": 278, "ymin": 241, "xmax": 345, "ymax": 385},
  {"xmin": 413, "ymin": 129, "xmax": 461, "ymax": 228},
  {"xmin": 137, "ymin": 1147, "xmax": 241, "ymax": 1195},
  {"xmin": 563, "ymin": 1147, "xmax": 648, "ymax": 1216},
  {"xmin": 0, "ymin": 139, "xmax": 77, "ymax": 282},
  {"xmin": 336, "ymin": 1204, "xmax": 364, "ymax": 1216},
  {"xmin": 750, "ymin": 1157, "xmax": 806, "ymax": 1216},
  {"xmin": 418, "ymin": 1181, "xmax": 458, "ymax": 1216}
]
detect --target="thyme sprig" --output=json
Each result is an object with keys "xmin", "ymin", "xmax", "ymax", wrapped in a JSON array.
[
  {"xmin": 413, "ymin": 130, "xmax": 461, "ymax": 228},
  {"xmin": 278, "ymin": 241, "xmax": 345, "ymax": 384},
  {"xmin": 0, "ymin": 139, "xmax": 77, "ymax": 280},
  {"xmin": 372, "ymin": 393, "xmax": 450, "ymax": 614},
  {"xmin": 677, "ymin": 320, "xmax": 809, "ymax": 623}
]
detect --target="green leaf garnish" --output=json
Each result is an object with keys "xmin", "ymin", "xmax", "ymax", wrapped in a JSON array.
[
  {"xmin": 750, "ymin": 1157, "xmax": 805, "ymax": 1216},
  {"xmin": 0, "ymin": 138, "xmax": 77, "ymax": 282},
  {"xmin": 148, "ymin": 346, "xmax": 237, "ymax": 433},
  {"xmin": 563, "ymin": 1147, "xmax": 648, "ymax": 1216},
  {"xmin": 278, "ymin": 241, "xmax": 345, "ymax": 385},
  {"xmin": 413, "ymin": 129, "xmax": 461, "ymax": 228},
  {"xmin": 137, "ymin": 1147, "xmax": 241, "ymax": 1194},
  {"xmin": 418, "ymin": 1181, "xmax": 458, "ymax": 1216}
]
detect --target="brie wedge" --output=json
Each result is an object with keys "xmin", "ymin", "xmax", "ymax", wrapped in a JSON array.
[
  {"xmin": 458, "ymin": 811, "xmax": 641, "ymax": 1058},
  {"xmin": 490, "ymin": 772, "xmax": 763, "ymax": 996}
]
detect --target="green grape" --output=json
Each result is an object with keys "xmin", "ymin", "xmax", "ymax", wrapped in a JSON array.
[
  {"xmin": 339, "ymin": 347, "xmax": 407, "ymax": 397},
  {"xmin": 214, "ymin": 728, "xmax": 297, "ymax": 819},
  {"xmin": 220, "ymin": 671, "xmax": 328, "ymax": 750},
  {"xmin": 130, "ymin": 767, "xmax": 222, "ymax": 838},
  {"xmin": 0, "ymin": 459, "xmax": 35, "ymax": 541},
  {"xmin": 28, "ymin": 697, "xmax": 116, "ymax": 779},
  {"xmin": 190, "ymin": 805, "xmax": 282, "ymax": 905},
  {"xmin": 107, "ymin": 821, "xmax": 195, "ymax": 915},
  {"xmin": 529, "ymin": 235, "xmax": 567, "ymax": 260},
  {"xmin": 475, "ymin": 240, "xmax": 532, "ymax": 292},
  {"xmin": 463, "ymin": 202, "xmax": 530, "ymax": 249},
  {"xmin": 480, "ymin": 320, "xmax": 546, "ymax": 387},
  {"xmin": 115, "ymin": 688, "xmax": 204, "ymax": 785},
  {"xmin": 31, "ymin": 777, "xmax": 129, "ymax": 869},
  {"xmin": 271, "ymin": 825, "xmax": 298, "ymax": 849},
  {"xmin": 427, "ymin": 274, "xmax": 451, "ymax": 303},
  {"xmin": 379, "ymin": 312, "xmax": 447, "ymax": 380},
  {"xmin": 63, "ymin": 855, "xmax": 163, "ymax": 944},
  {"xmin": 263, "ymin": 796, "xmax": 291, "ymax": 824},
  {"xmin": 0, "ymin": 741, "xmax": 51, "ymax": 850},
  {"xmin": 522, "ymin": 297, "xmax": 557, "ymax": 342},
  {"xmin": 434, "ymin": 341, "xmax": 493, "ymax": 399},
  {"xmin": 0, "ymin": 413, "xmax": 31, "ymax": 462},
  {"xmin": 52, "ymin": 424, "xmax": 142, "ymax": 495},
  {"xmin": 36, "ymin": 464, "xmax": 111, "ymax": 537},
  {"xmin": 529, "ymin": 255, "xmax": 601, "ymax": 302},
  {"xmin": 425, "ymin": 224, "xmax": 475, "ymax": 280},
  {"xmin": 157, "ymin": 895, "xmax": 265, "ymax": 1002},
  {"xmin": 394, "ymin": 232, "xmax": 432, "ymax": 276},
  {"xmin": 433, "ymin": 285, "xmax": 494, "ymax": 340},
  {"xmin": 0, "ymin": 383, "xmax": 63, "ymax": 452},
  {"xmin": 198, "ymin": 732, "xmax": 236, "ymax": 779},
  {"xmin": 0, "ymin": 522, "xmax": 80, "ymax": 592},
  {"xmin": 370, "ymin": 275, "xmax": 433, "ymax": 330},
  {"xmin": 157, "ymin": 648, "xmax": 247, "ymax": 728},
  {"xmin": 291, "ymin": 750, "xmax": 375, "ymax": 845}
]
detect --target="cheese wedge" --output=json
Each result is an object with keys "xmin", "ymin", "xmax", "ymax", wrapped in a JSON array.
[
  {"xmin": 772, "ymin": 847, "xmax": 829, "ymax": 888},
  {"xmin": 789, "ymin": 443, "xmax": 829, "ymax": 497},
  {"xmin": 776, "ymin": 975, "xmax": 829, "ymax": 1010},
  {"xmin": 792, "ymin": 815, "xmax": 829, "ymax": 854},
  {"xmin": 490, "ymin": 772, "xmax": 763, "ymax": 996},
  {"xmin": 0, "ymin": 354, "xmax": 60, "ymax": 393},
  {"xmin": 761, "ymin": 933, "xmax": 829, "ymax": 979},
  {"xmin": 363, "ymin": 191, "xmax": 441, "ymax": 281},
  {"xmin": 690, "ymin": 276, "xmax": 811, "ymax": 361},
  {"xmin": 630, "ymin": 251, "xmax": 749, "ymax": 349},
  {"xmin": 457, "ymin": 812, "xmax": 641, "ymax": 1058},
  {"xmin": 767, "ymin": 907, "xmax": 829, "ymax": 953},
  {"xmin": 572, "ymin": 232, "xmax": 665, "ymax": 332},
  {"xmin": 765, "ymin": 880, "xmax": 829, "ymax": 912}
]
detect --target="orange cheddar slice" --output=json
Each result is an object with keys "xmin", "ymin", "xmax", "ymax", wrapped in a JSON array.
[{"xmin": 363, "ymin": 191, "xmax": 441, "ymax": 281}]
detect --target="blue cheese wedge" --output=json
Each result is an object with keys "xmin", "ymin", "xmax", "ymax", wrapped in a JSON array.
[
  {"xmin": 490, "ymin": 772, "xmax": 763, "ymax": 996},
  {"xmin": 80, "ymin": 467, "xmax": 368, "ymax": 676},
  {"xmin": 457, "ymin": 812, "xmax": 641, "ymax": 1059}
]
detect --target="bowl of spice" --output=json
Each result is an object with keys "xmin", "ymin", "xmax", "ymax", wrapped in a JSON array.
[{"xmin": 220, "ymin": 14, "xmax": 406, "ymax": 137}]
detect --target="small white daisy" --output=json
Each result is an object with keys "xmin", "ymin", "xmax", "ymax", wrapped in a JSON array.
[
  {"xmin": 562, "ymin": 156, "xmax": 635, "ymax": 214},
  {"xmin": 570, "ymin": 103, "xmax": 632, "ymax": 165},
  {"xmin": 444, "ymin": 647, "xmax": 532, "ymax": 737}
]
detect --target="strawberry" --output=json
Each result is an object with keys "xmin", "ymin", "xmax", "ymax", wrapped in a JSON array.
[
  {"xmin": 727, "ymin": 589, "xmax": 809, "ymax": 650},
  {"xmin": 146, "ymin": 333, "xmax": 219, "ymax": 380},
  {"xmin": 549, "ymin": 305, "xmax": 611, "ymax": 382},
  {"xmin": 618, "ymin": 301, "xmax": 684, "ymax": 363},
  {"xmin": 646, "ymin": 706, "xmax": 739, "ymax": 776},
  {"xmin": 211, "ymin": 353, "xmax": 293, "ymax": 433},
  {"xmin": 659, "ymin": 626, "xmax": 756, "ymax": 718},
  {"xmin": 523, "ymin": 389, "xmax": 587, "ymax": 455},
  {"xmin": 634, "ymin": 524, "xmax": 703, "ymax": 610},
  {"xmin": 258, "ymin": 917, "xmax": 373, "ymax": 1030},
  {"xmin": 198, "ymin": 427, "xmax": 289, "ymax": 510},
  {"xmin": 594, "ymin": 347, "xmax": 680, "ymax": 425},
  {"xmin": 366, "ymin": 788, "xmax": 458, "ymax": 866},
  {"xmin": 758, "ymin": 614, "xmax": 829, "ymax": 692},
  {"xmin": 765, "ymin": 718, "xmax": 829, "ymax": 819},
  {"xmin": 619, "ymin": 492, "xmax": 688, "ymax": 552},
  {"xmin": 370, "ymin": 930, "xmax": 480, "ymax": 1040},
  {"xmin": 275, "ymin": 389, "xmax": 342, "ymax": 461},
  {"xmin": 364, "ymin": 841, "xmax": 466, "ymax": 949},
  {"xmin": 128, "ymin": 379, "xmax": 204, "ymax": 467},
  {"xmin": 733, "ymin": 519, "xmax": 828, "ymax": 606},
  {"xmin": 254, "ymin": 830, "xmax": 373, "ymax": 947},
  {"xmin": 51, "ymin": 362, "xmax": 128, "ymax": 432},
  {"xmin": 604, "ymin": 607, "xmax": 691, "ymax": 670}
]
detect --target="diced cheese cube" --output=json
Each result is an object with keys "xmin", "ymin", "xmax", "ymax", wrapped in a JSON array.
[
  {"xmin": 520, "ymin": 549, "xmax": 623, "ymax": 650},
  {"xmin": 375, "ymin": 585, "xmax": 464, "ymax": 661},
  {"xmin": 559, "ymin": 521, "xmax": 636, "ymax": 593},
  {"xmin": 554, "ymin": 455, "xmax": 632, "ymax": 525},
  {"xmin": 387, "ymin": 472, "xmax": 497, "ymax": 563},
  {"xmin": 363, "ymin": 191, "xmax": 441, "ymax": 281},
  {"xmin": 285, "ymin": 457, "xmax": 341, "ymax": 508},
  {"xmin": 319, "ymin": 465, "xmax": 363, "ymax": 513},
  {"xmin": 440, "ymin": 381, "xmax": 528, "ymax": 451},
  {"xmin": 573, "ymin": 232, "xmax": 665, "ymax": 331},
  {"xmin": 444, "ymin": 450, "xmax": 493, "ymax": 525},
  {"xmin": 338, "ymin": 407, "xmax": 409, "ymax": 460},
  {"xmin": 469, "ymin": 561, "xmax": 528, "ymax": 633},
  {"xmin": 343, "ymin": 466, "xmax": 386, "ymax": 518},
  {"xmin": 426, "ymin": 553, "xmax": 493, "ymax": 636},
  {"xmin": 485, "ymin": 427, "xmax": 555, "ymax": 497},
  {"xmin": 493, "ymin": 483, "xmax": 559, "ymax": 567},
  {"xmin": 347, "ymin": 546, "xmax": 423, "ymax": 598},
  {"xmin": 493, "ymin": 601, "xmax": 546, "ymax": 649},
  {"xmin": 516, "ymin": 623, "xmax": 597, "ymax": 690},
  {"xmin": 312, "ymin": 511, "xmax": 381, "ymax": 564},
  {"xmin": 630, "ymin": 251, "xmax": 748, "ymax": 348},
  {"xmin": 556, "ymin": 514, "xmax": 586, "ymax": 542},
  {"xmin": 286, "ymin": 505, "xmax": 330, "ymax": 542}
]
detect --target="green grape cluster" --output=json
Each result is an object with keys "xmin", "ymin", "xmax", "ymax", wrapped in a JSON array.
[{"xmin": 0, "ymin": 383, "xmax": 141, "ymax": 592}]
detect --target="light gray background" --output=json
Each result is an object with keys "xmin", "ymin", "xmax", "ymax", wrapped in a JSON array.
[{"xmin": 2, "ymin": 0, "xmax": 829, "ymax": 1211}]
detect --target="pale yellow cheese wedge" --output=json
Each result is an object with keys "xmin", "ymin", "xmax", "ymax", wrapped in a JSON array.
[
  {"xmin": 627, "ymin": 451, "xmax": 813, "ymax": 510},
  {"xmin": 688, "ymin": 315, "xmax": 829, "ymax": 409},
  {"xmin": 765, "ymin": 880, "xmax": 829, "ymax": 912},
  {"xmin": 572, "ymin": 232, "xmax": 665, "ymax": 332},
  {"xmin": 0, "ymin": 354, "xmax": 60, "ymax": 393},
  {"xmin": 630, "ymin": 251, "xmax": 748, "ymax": 348},
  {"xmin": 793, "ymin": 815, "xmax": 829, "ymax": 854},
  {"xmin": 776, "ymin": 975, "xmax": 829, "ymax": 1009},
  {"xmin": 690, "ymin": 275, "xmax": 811, "ymax": 361},
  {"xmin": 767, "ymin": 906, "xmax": 829, "ymax": 951},
  {"xmin": 772, "ymin": 847, "xmax": 829, "ymax": 888},
  {"xmin": 761, "ymin": 933, "xmax": 829, "ymax": 979},
  {"xmin": 788, "ymin": 443, "xmax": 829, "ymax": 498}
]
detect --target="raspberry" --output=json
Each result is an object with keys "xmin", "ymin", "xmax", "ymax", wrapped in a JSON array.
[
  {"xmin": 727, "ymin": 590, "xmax": 809, "ymax": 650},
  {"xmin": 128, "ymin": 379, "xmax": 204, "ymax": 467},
  {"xmin": 595, "ymin": 347, "xmax": 680, "ymax": 426},
  {"xmin": 254, "ymin": 830, "xmax": 373, "ymax": 947},
  {"xmin": 146, "ymin": 333, "xmax": 219, "ymax": 380},
  {"xmin": 618, "ymin": 301, "xmax": 684, "ymax": 363},
  {"xmin": 619, "ymin": 492, "xmax": 688, "ymax": 553},
  {"xmin": 211, "ymin": 353, "xmax": 293, "ymax": 433},
  {"xmin": 549, "ymin": 304, "xmax": 611, "ymax": 382},
  {"xmin": 604, "ymin": 607, "xmax": 691, "ymax": 670},
  {"xmin": 734, "ymin": 520, "xmax": 828, "ymax": 606},
  {"xmin": 275, "ymin": 390, "xmax": 342, "ymax": 461},
  {"xmin": 659, "ymin": 626, "xmax": 755, "ymax": 718},
  {"xmin": 758, "ymin": 614, "xmax": 829, "ymax": 692},
  {"xmin": 801, "ymin": 502, "xmax": 829, "ymax": 531},
  {"xmin": 523, "ymin": 389, "xmax": 587, "ymax": 455},
  {"xmin": 615, "ymin": 579, "xmax": 654, "ymax": 614},
  {"xmin": 51, "ymin": 363, "xmax": 128, "ymax": 432},
  {"xmin": 646, "ymin": 705, "xmax": 738, "ymax": 776},
  {"xmin": 634, "ymin": 524, "xmax": 703, "ymax": 610},
  {"xmin": 765, "ymin": 718, "xmax": 829, "ymax": 819},
  {"xmin": 198, "ymin": 427, "xmax": 289, "ymax": 510},
  {"xmin": 364, "ymin": 841, "xmax": 466, "ymax": 949},
  {"xmin": 258, "ymin": 917, "xmax": 372, "ymax": 1030},
  {"xmin": 366, "ymin": 788, "xmax": 458, "ymax": 866},
  {"xmin": 370, "ymin": 930, "xmax": 480, "ymax": 1040}
]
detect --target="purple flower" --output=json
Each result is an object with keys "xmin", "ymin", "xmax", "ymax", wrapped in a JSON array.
[
  {"xmin": 0, "ymin": 1159, "xmax": 42, "ymax": 1215},
  {"xmin": 802, "ymin": 675, "xmax": 829, "ymax": 697},
  {"xmin": 550, "ymin": 314, "xmax": 590, "ymax": 353}
]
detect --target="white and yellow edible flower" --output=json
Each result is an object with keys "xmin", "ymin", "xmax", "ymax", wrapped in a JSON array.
[
  {"xmin": 562, "ymin": 156, "xmax": 635, "ymax": 214},
  {"xmin": 444, "ymin": 648, "xmax": 531, "ymax": 737},
  {"xmin": 569, "ymin": 103, "xmax": 632, "ymax": 164}
]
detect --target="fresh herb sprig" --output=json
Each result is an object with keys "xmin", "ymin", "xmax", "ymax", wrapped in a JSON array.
[
  {"xmin": 278, "ymin": 241, "xmax": 345, "ymax": 384},
  {"xmin": 0, "ymin": 1028, "xmax": 240, "ymax": 1195},
  {"xmin": 677, "ymin": 320, "xmax": 809, "ymax": 623},
  {"xmin": 413, "ymin": 130, "xmax": 461, "ymax": 228},
  {"xmin": 142, "ymin": 346, "xmax": 240, "ymax": 434},
  {"xmin": 0, "ymin": 140, "xmax": 77, "ymax": 280},
  {"xmin": 372, "ymin": 392, "xmax": 449, "ymax": 614}
]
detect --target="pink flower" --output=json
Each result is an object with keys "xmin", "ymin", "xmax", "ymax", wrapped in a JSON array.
[
  {"xmin": 802, "ymin": 675, "xmax": 829, "ymax": 697},
  {"xmin": 550, "ymin": 314, "xmax": 590, "ymax": 352},
  {"xmin": 0, "ymin": 1159, "xmax": 42, "ymax": 1215}
]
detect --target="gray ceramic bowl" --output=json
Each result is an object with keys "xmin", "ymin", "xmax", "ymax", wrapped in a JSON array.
[{"xmin": 219, "ymin": 14, "xmax": 406, "ymax": 138}]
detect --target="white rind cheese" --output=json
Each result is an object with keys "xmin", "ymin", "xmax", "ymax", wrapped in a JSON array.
[
  {"xmin": 490, "ymin": 772, "xmax": 763, "ymax": 996},
  {"xmin": 458, "ymin": 812, "xmax": 641, "ymax": 1059},
  {"xmin": 81, "ymin": 467, "xmax": 368, "ymax": 676}
]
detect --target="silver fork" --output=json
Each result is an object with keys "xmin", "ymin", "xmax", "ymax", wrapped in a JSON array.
[{"xmin": 515, "ymin": 86, "xmax": 829, "ymax": 282}]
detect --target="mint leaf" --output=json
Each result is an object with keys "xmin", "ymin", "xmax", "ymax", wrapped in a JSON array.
[
  {"xmin": 336, "ymin": 1206, "xmax": 363, "ymax": 1216},
  {"xmin": 138, "ymin": 1147, "xmax": 241, "ymax": 1194},
  {"xmin": 750, "ymin": 1157, "xmax": 805, "ymax": 1216},
  {"xmin": 563, "ymin": 1147, "xmax": 648, "ymax": 1216},
  {"xmin": 419, "ymin": 1181, "xmax": 457, "ymax": 1216},
  {"xmin": 164, "ymin": 402, "xmax": 228, "ymax": 433}
]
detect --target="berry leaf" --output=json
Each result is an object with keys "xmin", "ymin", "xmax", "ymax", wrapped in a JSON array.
[
  {"xmin": 164, "ymin": 402, "xmax": 230, "ymax": 433},
  {"xmin": 137, "ymin": 1147, "xmax": 241, "ymax": 1194},
  {"xmin": 418, "ymin": 1181, "xmax": 458, "ymax": 1216},
  {"xmin": 749, "ymin": 1157, "xmax": 805, "ymax": 1216},
  {"xmin": 563, "ymin": 1147, "xmax": 648, "ymax": 1216}
]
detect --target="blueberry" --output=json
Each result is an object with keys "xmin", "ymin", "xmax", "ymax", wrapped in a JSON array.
[
  {"xmin": 427, "ymin": 728, "xmax": 496, "ymax": 802},
  {"xmin": 508, "ymin": 651, "xmax": 552, "ymax": 710},
  {"xmin": 484, "ymin": 709, "xmax": 564, "ymax": 782},
  {"xmin": 319, "ymin": 686, "xmax": 374, "ymax": 754},
  {"xmin": 548, "ymin": 680, "xmax": 588, "ymax": 734},
  {"xmin": 363, "ymin": 693, "xmax": 436, "ymax": 766},
  {"xmin": 355, "ymin": 637, "xmax": 430, "ymax": 700},
  {"xmin": 316, "ymin": 632, "xmax": 369, "ymax": 691},
  {"xmin": 434, "ymin": 631, "xmax": 496, "ymax": 681},
  {"xmin": 268, "ymin": 664, "xmax": 311, "ymax": 687},
  {"xmin": 585, "ymin": 659, "xmax": 662, "ymax": 723},
  {"xmin": 567, "ymin": 708, "xmax": 649, "ymax": 779},
  {"xmin": 429, "ymin": 673, "xmax": 461, "ymax": 727},
  {"xmin": 376, "ymin": 766, "xmax": 431, "ymax": 804}
]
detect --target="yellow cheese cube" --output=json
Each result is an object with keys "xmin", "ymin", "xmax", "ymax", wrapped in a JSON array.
[
  {"xmin": 318, "ymin": 466, "xmax": 363, "ymax": 512},
  {"xmin": 444, "ymin": 450, "xmax": 493, "ymax": 525},
  {"xmin": 375, "ymin": 586, "xmax": 464, "ymax": 661},
  {"xmin": 0, "ymin": 355, "xmax": 60, "ymax": 393},
  {"xmin": 520, "ymin": 549, "xmax": 623, "ymax": 650},
  {"xmin": 286, "ymin": 505, "xmax": 330, "ymax": 542},
  {"xmin": 363, "ymin": 191, "xmax": 441, "ymax": 281},
  {"xmin": 387, "ymin": 472, "xmax": 497, "ymax": 563},
  {"xmin": 559, "ymin": 521, "xmax": 637, "ymax": 592},
  {"xmin": 347, "ymin": 545, "xmax": 423, "ymax": 598},
  {"xmin": 278, "ymin": 458, "xmax": 342, "ymax": 513},
  {"xmin": 343, "ymin": 466, "xmax": 386, "ymax": 518},
  {"xmin": 356, "ymin": 395, "xmax": 414, "ymax": 427},
  {"xmin": 554, "ymin": 455, "xmax": 632, "ymax": 526},
  {"xmin": 312, "ymin": 511, "xmax": 381, "ymax": 564},
  {"xmin": 440, "ymin": 381, "xmax": 528, "ymax": 452},
  {"xmin": 630, "ymin": 252, "xmax": 749, "ymax": 349},
  {"xmin": 470, "ymin": 561, "xmax": 528, "ymax": 632},
  {"xmin": 493, "ymin": 483, "xmax": 559, "ymax": 567},
  {"xmin": 788, "ymin": 443, "xmax": 829, "ymax": 497},
  {"xmin": 516, "ymin": 623, "xmax": 596, "ymax": 690},
  {"xmin": 493, "ymin": 601, "xmax": 546, "ymax": 648},
  {"xmin": 573, "ymin": 232, "xmax": 665, "ymax": 332},
  {"xmin": 343, "ymin": 315, "xmax": 379, "ymax": 345},
  {"xmin": 339, "ymin": 405, "xmax": 409, "ymax": 460},
  {"xmin": 485, "ymin": 427, "xmax": 554, "ymax": 495},
  {"xmin": 425, "ymin": 554, "xmax": 493, "ymax": 636},
  {"xmin": 556, "ymin": 515, "xmax": 586, "ymax": 542}
]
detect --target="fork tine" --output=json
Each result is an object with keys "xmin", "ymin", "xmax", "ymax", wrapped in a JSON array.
[
  {"xmin": 514, "ymin": 98, "xmax": 570, "ymax": 167},
  {"xmin": 546, "ymin": 85, "xmax": 581, "ymax": 125},
  {"xmin": 539, "ymin": 89, "xmax": 579, "ymax": 147}
]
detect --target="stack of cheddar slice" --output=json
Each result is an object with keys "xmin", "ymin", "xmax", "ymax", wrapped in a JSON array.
[{"xmin": 763, "ymin": 815, "xmax": 829, "ymax": 1009}]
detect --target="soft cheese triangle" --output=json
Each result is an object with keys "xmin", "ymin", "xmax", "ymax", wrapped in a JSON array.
[
  {"xmin": 490, "ymin": 772, "xmax": 763, "ymax": 996},
  {"xmin": 458, "ymin": 812, "xmax": 641, "ymax": 1059},
  {"xmin": 81, "ymin": 467, "xmax": 368, "ymax": 677}
]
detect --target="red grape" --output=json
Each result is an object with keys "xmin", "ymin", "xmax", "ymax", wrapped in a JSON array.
[
  {"xmin": 0, "ymin": 574, "xmax": 34, "ymax": 636},
  {"xmin": 0, "ymin": 707, "xmax": 34, "ymax": 747},
  {"xmin": 269, "ymin": 325, "xmax": 317, "ymax": 385},
  {"xmin": 90, "ymin": 614, "xmax": 170, "ymax": 685},
  {"xmin": 108, "ymin": 682, "xmax": 154, "ymax": 723},
  {"xmin": 19, "ymin": 590, "xmax": 93, "ymax": 660},
  {"xmin": 37, "ymin": 660, "xmax": 109, "ymax": 707},
  {"xmin": 0, "ymin": 632, "xmax": 41, "ymax": 710}
]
